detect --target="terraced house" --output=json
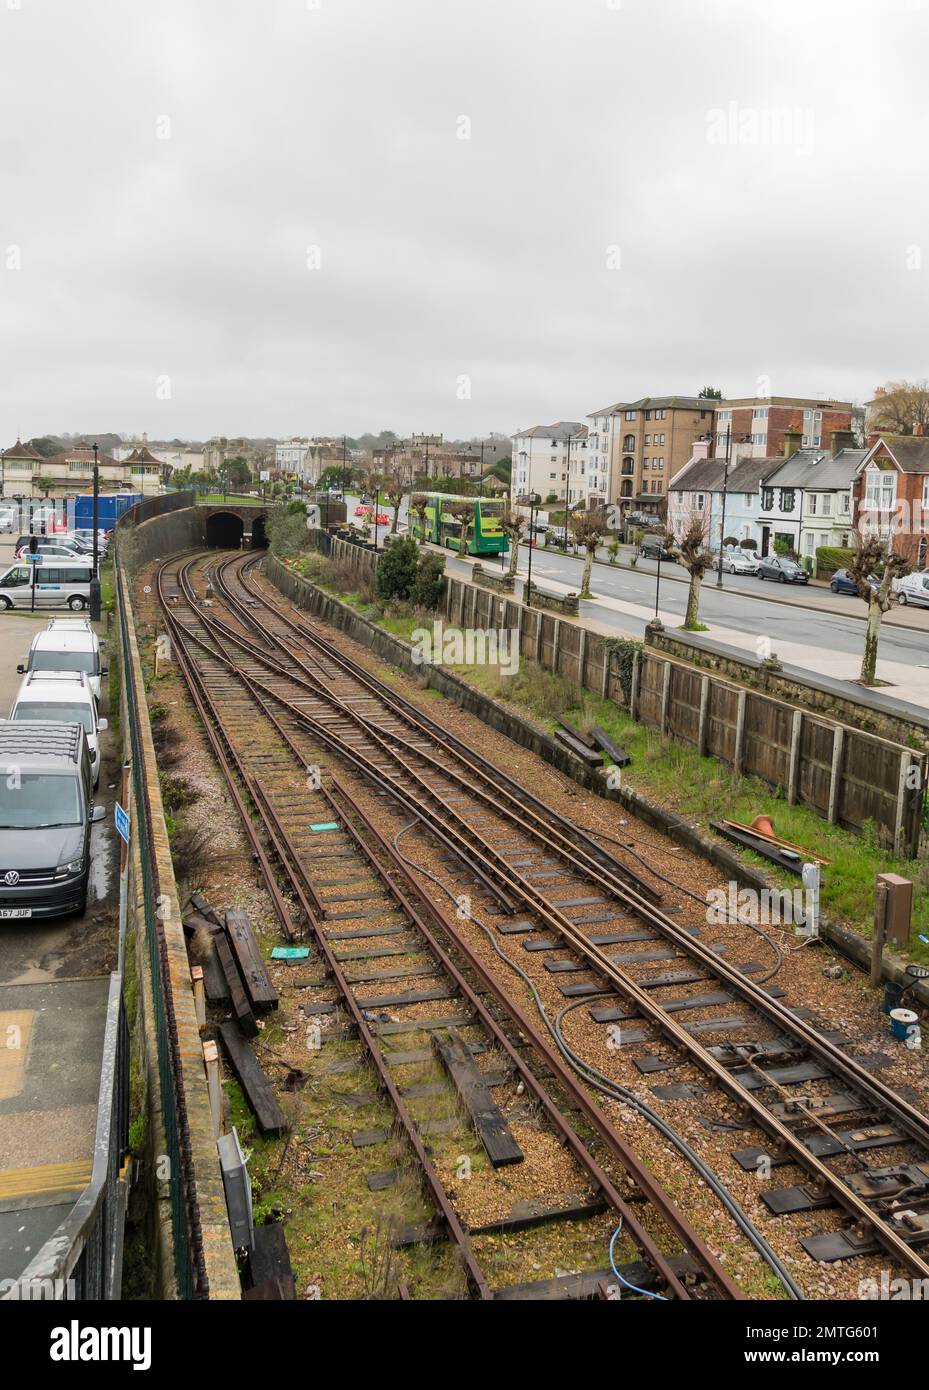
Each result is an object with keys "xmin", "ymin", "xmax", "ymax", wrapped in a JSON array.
[{"xmin": 852, "ymin": 435, "xmax": 929, "ymax": 566}]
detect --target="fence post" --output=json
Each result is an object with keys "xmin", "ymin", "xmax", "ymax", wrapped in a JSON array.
[
  {"xmin": 630, "ymin": 649, "xmax": 641, "ymax": 721},
  {"xmin": 552, "ymin": 619, "xmax": 561, "ymax": 675},
  {"xmin": 828, "ymin": 726, "xmax": 845, "ymax": 824},
  {"xmin": 894, "ymin": 750, "xmax": 913, "ymax": 858},
  {"xmin": 660, "ymin": 660, "xmax": 672, "ymax": 734},
  {"xmin": 535, "ymin": 610, "xmax": 544, "ymax": 664},
  {"xmin": 733, "ymin": 689, "xmax": 747, "ymax": 774},
  {"xmin": 697, "ymin": 675, "xmax": 710, "ymax": 756},
  {"xmin": 602, "ymin": 644, "xmax": 611, "ymax": 700},
  {"xmin": 787, "ymin": 709, "xmax": 803, "ymax": 804},
  {"xmin": 578, "ymin": 627, "xmax": 587, "ymax": 690}
]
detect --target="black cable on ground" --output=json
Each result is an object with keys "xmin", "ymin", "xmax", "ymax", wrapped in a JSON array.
[{"xmin": 391, "ymin": 821, "xmax": 805, "ymax": 1303}]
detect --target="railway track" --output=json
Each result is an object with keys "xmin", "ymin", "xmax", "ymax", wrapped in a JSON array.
[
  {"xmin": 158, "ymin": 547, "xmax": 929, "ymax": 1291},
  {"xmin": 156, "ymin": 550, "xmax": 740, "ymax": 1301}
]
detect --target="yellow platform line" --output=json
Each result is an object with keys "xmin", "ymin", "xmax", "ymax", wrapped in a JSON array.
[{"xmin": 0, "ymin": 1160, "xmax": 92, "ymax": 1201}]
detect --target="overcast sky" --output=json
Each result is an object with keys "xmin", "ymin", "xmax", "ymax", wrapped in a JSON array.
[{"xmin": 1, "ymin": 0, "xmax": 927, "ymax": 444}]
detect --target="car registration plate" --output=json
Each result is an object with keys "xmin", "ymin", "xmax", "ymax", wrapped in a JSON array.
[{"xmin": 0, "ymin": 908, "xmax": 31, "ymax": 918}]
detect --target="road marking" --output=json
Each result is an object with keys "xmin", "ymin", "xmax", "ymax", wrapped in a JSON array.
[{"xmin": 0, "ymin": 1009, "xmax": 34, "ymax": 1101}]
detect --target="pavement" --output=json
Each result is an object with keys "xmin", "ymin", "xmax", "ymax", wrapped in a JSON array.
[
  {"xmin": 444, "ymin": 543, "xmax": 929, "ymax": 708},
  {"xmin": 0, "ymin": 552, "xmax": 119, "ymax": 1284}
]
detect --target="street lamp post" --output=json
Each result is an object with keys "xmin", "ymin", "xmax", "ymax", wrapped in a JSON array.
[
  {"xmin": 373, "ymin": 488, "xmax": 380, "ymax": 552},
  {"xmin": 89, "ymin": 443, "xmax": 101, "ymax": 621},
  {"xmin": 524, "ymin": 492, "xmax": 539, "ymax": 607},
  {"xmin": 716, "ymin": 425, "xmax": 732, "ymax": 588},
  {"xmin": 654, "ymin": 546, "xmax": 662, "ymax": 621},
  {"xmin": 476, "ymin": 439, "xmax": 496, "ymax": 497}
]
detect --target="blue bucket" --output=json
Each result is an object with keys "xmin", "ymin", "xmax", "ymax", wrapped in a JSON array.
[{"xmin": 890, "ymin": 1008, "xmax": 918, "ymax": 1042}]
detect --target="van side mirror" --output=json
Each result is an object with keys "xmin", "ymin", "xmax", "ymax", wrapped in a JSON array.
[
  {"xmin": 91, "ymin": 804, "xmax": 106, "ymax": 823},
  {"xmin": 98, "ymin": 717, "xmax": 108, "ymax": 731},
  {"xmin": 101, "ymin": 666, "xmax": 108, "ymax": 676},
  {"xmin": 16, "ymin": 665, "xmax": 24, "ymax": 674}
]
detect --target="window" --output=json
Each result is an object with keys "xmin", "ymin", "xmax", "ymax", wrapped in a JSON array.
[
  {"xmin": 821, "ymin": 495, "xmax": 832, "ymax": 516},
  {"xmin": 839, "ymin": 493, "xmax": 850, "ymax": 514},
  {"xmin": 623, "ymin": 434, "xmax": 636, "ymax": 452},
  {"xmin": 813, "ymin": 436, "xmax": 821, "ymax": 447},
  {"xmin": 761, "ymin": 488, "xmax": 774, "ymax": 512},
  {"xmin": 644, "ymin": 434, "xmax": 651, "ymax": 445},
  {"xmin": 717, "ymin": 410, "xmax": 732, "ymax": 422},
  {"xmin": 645, "ymin": 410, "xmax": 652, "ymax": 420},
  {"xmin": 780, "ymin": 489, "xmax": 796, "ymax": 512},
  {"xmin": 922, "ymin": 478, "xmax": 929, "ymax": 508},
  {"xmin": 659, "ymin": 434, "xmax": 665, "ymax": 445},
  {"xmin": 624, "ymin": 410, "xmax": 637, "ymax": 421},
  {"xmin": 696, "ymin": 493, "xmax": 705, "ymax": 510},
  {"xmin": 753, "ymin": 408, "xmax": 769, "ymax": 419},
  {"xmin": 804, "ymin": 409, "xmax": 812, "ymax": 420},
  {"xmin": 865, "ymin": 467, "xmax": 896, "ymax": 511},
  {"xmin": 808, "ymin": 495, "xmax": 817, "ymax": 514},
  {"xmin": 2, "ymin": 566, "xmax": 30, "ymax": 587}
]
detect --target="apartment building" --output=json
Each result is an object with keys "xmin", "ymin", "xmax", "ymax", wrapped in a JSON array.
[
  {"xmin": 584, "ymin": 396, "xmax": 715, "ymax": 518},
  {"xmin": 713, "ymin": 396, "xmax": 854, "ymax": 459},
  {"xmin": 275, "ymin": 438, "xmax": 311, "ymax": 473},
  {"xmin": 511, "ymin": 422, "xmax": 586, "ymax": 503}
]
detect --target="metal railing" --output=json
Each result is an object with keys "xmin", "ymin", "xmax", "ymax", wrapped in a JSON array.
[{"xmin": 115, "ymin": 553, "xmax": 207, "ymax": 1298}]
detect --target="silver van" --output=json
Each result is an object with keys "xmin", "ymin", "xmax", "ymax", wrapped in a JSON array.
[{"xmin": 0, "ymin": 560, "xmax": 93, "ymax": 611}]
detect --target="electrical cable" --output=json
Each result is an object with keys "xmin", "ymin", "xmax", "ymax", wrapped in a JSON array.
[{"xmin": 390, "ymin": 820, "xmax": 806, "ymax": 1303}]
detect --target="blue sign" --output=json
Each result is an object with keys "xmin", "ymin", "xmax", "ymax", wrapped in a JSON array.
[{"xmin": 114, "ymin": 802, "xmax": 130, "ymax": 844}]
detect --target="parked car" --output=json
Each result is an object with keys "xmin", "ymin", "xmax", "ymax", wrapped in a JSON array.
[
  {"xmin": 66, "ymin": 529, "xmax": 108, "ymax": 552},
  {"xmin": 829, "ymin": 568, "xmax": 879, "ymax": 597},
  {"xmin": 14, "ymin": 534, "xmax": 89, "ymax": 557},
  {"xmin": 15, "ymin": 543, "xmax": 91, "ymax": 565},
  {"xmin": 638, "ymin": 533, "xmax": 677, "ymax": 562},
  {"xmin": 894, "ymin": 571, "xmax": 929, "ymax": 607},
  {"xmin": 0, "ymin": 720, "xmax": 104, "ymax": 920},
  {"xmin": 0, "ymin": 507, "xmax": 18, "ymax": 532},
  {"xmin": 721, "ymin": 549, "xmax": 760, "ymax": 575},
  {"xmin": 757, "ymin": 555, "xmax": 809, "ymax": 584},
  {"xmin": 10, "ymin": 669, "xmax": 106, "ymax": 787},
  {"xmin": 0, "ymin": 558, "xmax": 93, "ymax": 610},
  {"xmin": 18, "ymin": 619, "xmax": 107, "ymax": 702}
]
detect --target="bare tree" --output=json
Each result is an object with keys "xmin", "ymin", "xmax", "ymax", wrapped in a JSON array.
[
  {"xmin": 410, "ymin": 492, "xmax": 430, "ymax": 542},
  {"xmin": 848, "ymin": 537, "xmax": 911, "ymax": 685},
  {"xmin": 869, "ymin": 380, "xmax": 929, "ymax": 437},
  {"xmin": 675, "ymin": 513, "xmax": 712, "ymax": 630},
  {"xmin": 382, "ymin": 473, "xmax": 406, "ymax": 534},
  {"xmin": 448, "ymin": 500, "xmax": 476, "ymax": 556},
  {"xmin": 500, "ymin": 505, "xmax": 527, "ymax": 578},
  {"xmin": 570, "ymin": 509, "xmax": 607, "ymax": 599}
]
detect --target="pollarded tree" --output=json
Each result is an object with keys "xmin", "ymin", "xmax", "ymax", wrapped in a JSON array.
[
  {"xmin": 410, "ymin": 492, "xmax": 430, "ymax": 543},
  {"xmin": 848, "ymin": 537, "xmax": 911, "ymax": 685},
  {"xmin": 449, "ymin": 500, "xmax": 476, "ymax": 556},
  {"xmin": 500, "ymin": 505, "xmax": 527, "ymax": 578},
  {"xmin": 570, "ymin": 509, "xmax": 608, "ymax": 600},
  {"xmin": 675, "ymin": 513, "xmax": 712, "ymax": 630},
  {"xmin": 383, "ymin": 477, "xmax": 407, "ymax": 534}
]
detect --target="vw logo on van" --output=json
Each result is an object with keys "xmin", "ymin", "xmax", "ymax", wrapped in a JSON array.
[{"xmin": 3, "ymin": 870, "xmax": 20, "ymax": 885}]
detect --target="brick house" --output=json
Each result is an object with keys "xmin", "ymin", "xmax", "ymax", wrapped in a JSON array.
[
  {"xmin": 851, "ymin": 436, "xmax": 929, "ymax": 567},
  {"xmin": 713, "ymin": 396, "xmax": 854, "ymax": 459}
]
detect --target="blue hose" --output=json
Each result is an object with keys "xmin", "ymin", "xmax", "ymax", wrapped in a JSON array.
[{"xmin": 609, "ymin": 1219, "xmax": 668, "ymax": 1300}]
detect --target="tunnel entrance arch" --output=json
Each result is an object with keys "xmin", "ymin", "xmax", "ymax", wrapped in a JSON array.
[{"xmin": 205, "ymin": 511, "xmax": 245, "ymax": 548}]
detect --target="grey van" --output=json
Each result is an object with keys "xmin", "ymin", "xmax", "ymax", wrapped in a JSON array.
[{"xmin": 0, "ymin": 721, "xmax": 104, "ymax": 919}]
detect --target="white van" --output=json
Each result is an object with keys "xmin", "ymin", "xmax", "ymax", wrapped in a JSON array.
[
  {"xmin": 18, "ymin": 620, "xmax": 106, "ymax": 701},
  {"xmin": 10, "ymin": 670, "xmax": 106, "ymax": 787},
  {"xmin": 0, "ymin": 560, "xmax": 93, "ymax": 611}
]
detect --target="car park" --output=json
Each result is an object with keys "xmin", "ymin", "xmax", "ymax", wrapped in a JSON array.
[
  {"xmin": 18, "ymin": 619, "xmax": 107, "ymax": 701},
  {"xmin": 10, "ymin": 669, "xmax": 105, "ymax": 786},
  {"xmin": 0, "ymin": 720, "xmax": 104, "ymax": 920},
  {"xmin": 15, "ymin": 538, "xmax": 90, "ymax": 562},
  {"xmin": 0, "ymin": 559, "xmax": 93, "ymax": 611},
  {"xmin": 894, "ymin": 571, "xmax": 929, "ymax": 607},
  {"xmin": 757, "ymin": 554, "xmax": 809, "ymax": 583},
  {"xmin": 638, "ymin": 533, "xmax": 677, "ymax": 562}
]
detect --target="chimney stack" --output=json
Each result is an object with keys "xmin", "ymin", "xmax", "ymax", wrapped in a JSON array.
[
  {"xmin": 783, "ymin": 429, "xmax": 803, "ymax": 458},
  {"xmin": 830, "ymin": 429, "xmax": 856, "ymax": 457}
]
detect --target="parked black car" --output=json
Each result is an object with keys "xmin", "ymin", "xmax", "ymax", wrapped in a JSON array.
[
  {"xmin": 638, "ymin": 533, "xmax": 677, "ymax": 562},
  {"xmin": 757, "ymin": 555, "xmax": 809, "ymax": 584}
]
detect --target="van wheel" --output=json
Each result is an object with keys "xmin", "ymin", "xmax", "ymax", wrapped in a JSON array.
[
  {"xmin": 899, "ymin": 592, "xmax": 908, "ymax": 605},
  {"xmin": 68, "ymin": 595, "xmax": 87, "ymax": 610},
  {"xmin": 0, "ymin": 597, "xmax": 10, "ymax": 610}
]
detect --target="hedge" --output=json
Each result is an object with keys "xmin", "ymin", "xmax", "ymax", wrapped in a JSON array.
[{"xmin": 815, "ymin": 545, "xmax": 854, "ymax": 576}]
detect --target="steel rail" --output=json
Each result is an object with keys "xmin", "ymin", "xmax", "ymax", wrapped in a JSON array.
[{"xmin": 156, "ymin": 556, "xmax": 737, "ymax": 1299}]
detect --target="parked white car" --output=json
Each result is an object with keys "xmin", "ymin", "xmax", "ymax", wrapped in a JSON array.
[
  {"xmin": 10, "ymin": 670, "xmax": 105, "ymax": 787},
  {"xmin": 18, "ymin": 619, "xmax": 106, "ymax": 702},
  {"xmin": 894, "ymin": 571, "xmax": 929, "ymax": 607},
  {"xmin": 721, "ymin": 549, "xmax": 760, "ymax": 575}
]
